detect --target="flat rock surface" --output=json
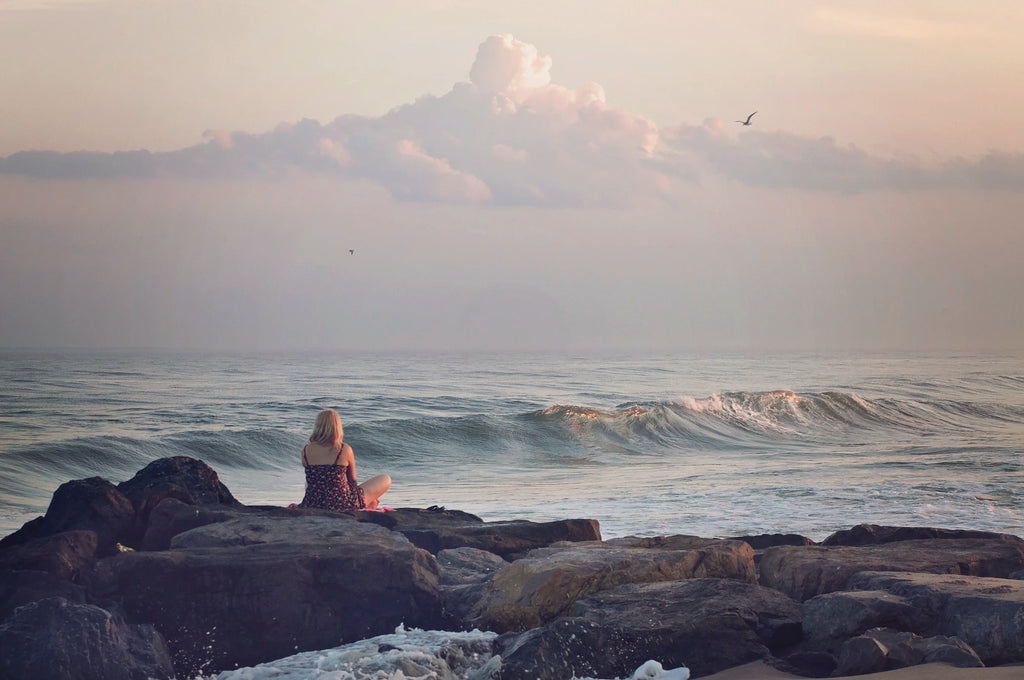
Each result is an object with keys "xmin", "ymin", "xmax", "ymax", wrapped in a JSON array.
[
  {"xmin": 759, "ymin": 538, "xmax": 1024, "ymax": 601},
  {"xmin": 848, "ymin": 571, "xmax": 1024, "ymax": 665},
  {"xmin": 474, "ymin": 539, "xmax": 755, "ymax": 632},
  {"xmin": 82, "ymin": 515, "xmax": 442, "ymax": 677}
]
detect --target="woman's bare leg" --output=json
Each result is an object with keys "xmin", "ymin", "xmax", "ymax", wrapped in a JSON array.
[{"xmin": 360, "ymin": 474, "xmax": 392, "ymax": 509}]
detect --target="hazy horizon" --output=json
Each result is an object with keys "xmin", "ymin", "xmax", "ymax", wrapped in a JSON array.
[{"xmin": 2, "ymin": 2, "xmax": 1022, "ymax": 353}]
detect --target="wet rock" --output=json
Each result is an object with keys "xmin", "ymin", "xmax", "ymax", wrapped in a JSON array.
[
  {"xmin": 139, "ymin": 496, "xmax": 245, "ymax": 550},
  {"xmin": 726, "ymin": 533, "xmax": 816, "ymax": 550},
  {"xmin": 0, "ymin": 569, "xmax": 86, "ymax": 621},
  {"xmin": 0, "ymin": 529, "xmax": 98, "ymax": 580},
  {"xmin": 80, "ymin": 515, "xmax": 443, "ymax": 677},
  {"xmin": 0, "ymin": 478, "xmax": 133, "ymax": 556},
  {"xmin": 822, "ymin": 523, "xmax": 1024, "ymax": 547},
  {"xmin": 847, "ymin": 571, "xmax": 1024, "ymax": 666},
  {"xmin": 117, "ymin": 456, "xmax": 240, "ymax": 542},
  {"xmin": 801, "ymin": 589, "xmax": 930, "ymax": 651},
  {"xmin": 0, "ymin": 597, "xmax": 174, "ymax": 680},
  {"xmin": 759, "ymin": 537, "xmax": 1024, "ymax": 601},
  {"xmin": 496, "ymin": 578, "xmax": 801, "ymax": 679},
  {"xmin": 726, "ymin": 533, "xmax": 817, "ymax": 570},
  {"xmin": 437, "ymin": 546, "xmax": 509, "ymax": 586},
  {"xmin": 860, "ymin": 627, "xmax": 984, "ymax": 669},
  {"xmin": 776, "ymin": 650, "xmax": 836, "ymax": 678},
  {"xmin": 832, "ymin": 635, "xmax": 889, "ymax": 677},
  {"xmin": 472, "ymin": 539, "xmax": 755, "ymax": 632},
  {"xmin": 394, "ymin": 515, "xmax": 601, "ymax": 559},
  {"xmin": 833, "ymin": 627, "xmax": 983, "ymax": 676},
  {"xmin": 436, "ymin": 547, "xmax": 509, "ymax": 629}
]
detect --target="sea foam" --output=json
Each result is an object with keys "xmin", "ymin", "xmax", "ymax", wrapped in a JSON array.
[{"xmin": 202, "ymin": 625, "xmax": 689, "ymax": 680}]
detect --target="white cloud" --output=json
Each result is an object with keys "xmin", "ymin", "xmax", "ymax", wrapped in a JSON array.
[
  {"xmin": 1, "ymin": 34, "xmax": 1022, "ymax": 203},
  {"xmin": 469, "ymin": 34, "xmax": 552, "ymax": 97},
  {"xmin": 662, "ymin": 119, "xmax": 1024, "ymax": 194},
  {"xmin": 202, "ymin": 129, "xmax": 234, "ymax": 149}
]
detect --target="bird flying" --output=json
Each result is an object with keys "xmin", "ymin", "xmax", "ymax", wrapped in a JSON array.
[
  {"xmin": 348, "ymin": 249, "xmax": 354, "ymax": 255},
  {"xmin": 735, "ymin": 111, "xmax": 757, "ymax": 126}
]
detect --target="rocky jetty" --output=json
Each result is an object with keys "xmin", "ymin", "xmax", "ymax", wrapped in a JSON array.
[{"xmin": 1, "ymin": 456, "xmax": 1024, "ymax": 679}]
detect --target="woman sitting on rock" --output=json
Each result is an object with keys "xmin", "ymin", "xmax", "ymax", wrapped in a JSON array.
[{"xmin": 298, "ymin": 409, "xmax": 391, "ymax": 511}]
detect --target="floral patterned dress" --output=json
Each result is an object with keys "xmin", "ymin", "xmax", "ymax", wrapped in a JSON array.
[{"xmin": 298, "ymin": 446, "xmax": 366, "ymax": 511}]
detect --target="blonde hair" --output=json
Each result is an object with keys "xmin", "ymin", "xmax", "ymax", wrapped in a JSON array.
[{"xmin": 309, "ymin": 409, "xmax": 343, "ymax": 449}]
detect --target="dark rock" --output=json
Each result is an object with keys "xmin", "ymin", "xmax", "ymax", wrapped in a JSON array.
[
  {"xmin": 0, "ymin": 515, "xmax": 47, "ymax": 549},
  {"xmin": 833, "ymin": 635, "xmax": 889, "ymax": 677},
  {"xmin": 80, "ymin": 515, "xmax": 443, "ymax": 677},
  {"xmin": 437, "ymin": 547, "xmax": 509, "ymax": 629},
  {"xmin": 831, "ymin": 627, "xmax": 983, "ymax": 676},
  {"xmin": 395, "ymin": 516, "xmax": 601, "ymax": 560},
  {"xmin": 860, "ymin": 627, "xmax": 983, "ymax": 669},
  {"xmin": 496, "ymin": 578, "xmax": 801, "ymax": 679},
  {"xmin": 437, "ymin": 546, "xmax": 508, "ymax": 586},
  {"xmin": 727, "ymin": 533, "xmax": 816, "ymax": 550},
  {"xmin": 573, "ymin": 578, "xmax": 802, "ymax": 655},
  {"xmin": 776, "ymin": 650, "xmax": 837, "ymax": 678},
  {"xmin": 0, "ymin": 569, "xmax": 86, "ymax": 622},
  {"xmin": 472, "ymin": 539, "xmax": 755, "ymax": 632},
  {"xmin": 801, "ymin": 589, "xmax": 931, "ymax": 651},
  {"xmin": 726, "ymin": 533, "xmax": 817, "ymax": 571},
  {"xmin": 0, "ymin": 529, "xmax": 98, "ymax": 580},
  {"xmin": 359, "ymin": 507, "xmax": 484, "ymax": 532},
  {"xmin": 495, "ymin": 618, "xmax": 639, "ymax": 680},
  {"xmin": 823, "ymin": 523, "xmax": 1023, "ymax": 547},
  {"xmin": 0, "ymin": 597, "xmax": 174, "ymax": 680},
  {"xmin": 117, "ymin": 456, "xmax": 241, "ymax": 542},
  {"xmin": 0, "ymin": 478, "xmax": 133, "ymax": 557},
  {"xmin": 759, "ymin": 537, "xmax": 1024, "ymax": 601},
  {"xmin": 922, "ymin": 639, "xmax": 987, "ymax": 667},
  {"xmin": 847, "ymin": 571, "xmax": 1024, "ymax": 666},
  {"xmin": 604, "ymin": 534, "xmax": 732, "ymax": 549},
  {"xmin": 140, "ymin": 497, "xmax": 247, "ymax": 550}
]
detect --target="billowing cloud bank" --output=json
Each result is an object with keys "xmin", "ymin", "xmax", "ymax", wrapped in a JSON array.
[{"xmin": 2, "ymin": 34, "xmax": 1023, "ymax": 204}]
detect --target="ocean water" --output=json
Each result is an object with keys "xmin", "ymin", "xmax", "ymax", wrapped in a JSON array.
[{"xmin": 2, "ymin": 349, "xmax": 1023, "ymax": 678}]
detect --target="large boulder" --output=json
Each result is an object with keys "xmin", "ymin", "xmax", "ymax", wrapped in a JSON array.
[
  {"xmin": 117, "ymin": 456, "xmax": 241, "ymax": 542},
  {"xmin": 0, "ymin": 529, "xmax": 98, "ymax": 580},
  {"xmin": 0, "ymin": 457, "xmax": 241, "ymax": 555},
  {"xmin": 496, "ymin": 578, "xmax": 801, "ymax": 679},
  {"xmin": 759, "ymin": 538, "xmax": 1024, "ymax": 601},
  {"xmin": 832, "ymin": 635, "xmax": 888, "ymax": 677},
  {"xmin": 387, "ymin": 514, "xmax": 601, "ymax": 559},
  {"xmin": 726, "ymin": 534, "xmax": 817, "ymax": 570},
  {"xmin": 140, "ymin": 497, "xmax": 258, "ymax": 550},
  {"xmin": 0, "ymin": 597, "xmax": 174, "ymax": 680},
  {"xmin": 0, "ymin": 569, "xmax": 86, "ymax": 622},
  {"xmin": 726, "ymin": 533, "xmax": 816, "ymax": 550},
  {"xmin": 80, "ymin": 515, "xmax": 443, "ymax": 677},
  {"xmin": 801, "ymin": 589, "xmax": 931, "ymax": 651},
  {"xmin": 472, "ymin": 538, "xmax": 755, "ymax": 632},
  {"xmin": 436, "ymin": 546, "xmax": 510, "ymax": 629},
  {"xmin": 833, "ymin": 627, "xmax": 983, "ymax": 676},
  {"xmin": 847, "ymin": 571, "xmax": 1024, "ymax": 666},
  {"xmin": 0, "ymin": 478, "xmax": 134, "ymax": 556},
  {"xmin": 822, "ymin": 524, "xmax": 1024, "ymax": 547}
]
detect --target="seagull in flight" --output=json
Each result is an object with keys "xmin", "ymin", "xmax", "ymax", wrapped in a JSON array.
[
  {"xmin": 348, "ymin": 249, "xmax": 354, "ymax": 255},
  {"xmin": 735, "ymin": 111, "xmax": 757, "ymax": 126}
]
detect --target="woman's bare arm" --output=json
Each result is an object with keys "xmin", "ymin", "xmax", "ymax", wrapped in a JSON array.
[{"xmin": 343, "ymin": 443, "xmax": 358, "ymax": 485}]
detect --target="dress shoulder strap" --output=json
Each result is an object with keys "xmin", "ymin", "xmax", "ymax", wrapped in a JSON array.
[
  {"xmin": 333, "ymin": 446, "xmax": 344, "ymax": 465},
  {"xmin": 302, "ymin": 445, "xmax": 308, "ymax": 466}
]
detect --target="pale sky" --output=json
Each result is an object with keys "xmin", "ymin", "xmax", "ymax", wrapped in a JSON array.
[{"xmin": 1, "ymin": 0, "xmax": 1022, "ymax": 351}]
